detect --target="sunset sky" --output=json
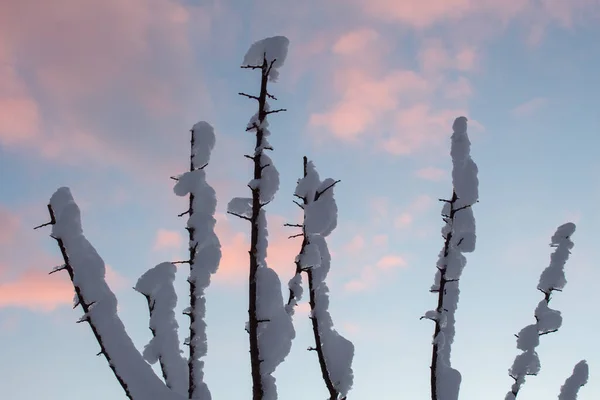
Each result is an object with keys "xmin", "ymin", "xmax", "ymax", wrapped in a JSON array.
[{"xmin": 1, "ymin": 0, "xmax": 599, "ymax": 399}]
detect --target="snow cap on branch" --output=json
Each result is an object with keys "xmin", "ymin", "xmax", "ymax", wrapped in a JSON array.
[
  {"xmin": 255, "ymin": 211, "xmax": 295, "ymax": 399},
  {"xmin": 173, "ymin": 121, "xmax": 221, "ymax": 399},
  {"xmin": 135, "ymin": 262, "xmax": 188, "ymax": 395},
  {"xmin": 190, "ymin": 121, "xmax": 216, "ymax": 167},
  {"xmin": 538, "ymin": 222, "xmax": 576, "ymax": 293},
  {"xmin": 559, "ymin": 360, "xmax": 589, "ymax": 400},
  {"xmin": 506, "ymin": 223, "xmax": 576, "ymax": 400},
  {"xmin": 49, "ymin": 187, "xmax": 183, "ymax": 400},
  {"xmin": 243, "ymin": 36, "xmax": 290, "ymax": 81},
  {"xmin": 451, "ymin": 116, "xmax": 478, "ymax": 206}
]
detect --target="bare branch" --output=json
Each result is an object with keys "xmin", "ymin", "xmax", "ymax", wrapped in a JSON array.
[
  {"xmin": 239, "ymin": 92, "xmax": 260, "ymax": 101},
  {"xmin": 227, "ymin": 211, "xmax": 252, "ymax": 221},
  {"xmin": 314, "ymin": 180, "xmax": 341, "ymax": 201},
  {"xmin": 265, "ymin": 108, "xmax": 287, "ymax": 115}
]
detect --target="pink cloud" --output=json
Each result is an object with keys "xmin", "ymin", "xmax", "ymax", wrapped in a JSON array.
[
  {"xmin": 344, "ymin": 265, "xmax": 377, "ymax": 292},
  {"xmin": 380, "ymin": 104, "xmax": 467, "ymax": 155},
  {"xmin": 0, "ymin": 206, "xmax": 128, "ymax": 312},
  {"xmin": 0, "ymin": 264, "xmax": 127, "ymax": 312},
  {"xmin": 153, "ymin": 229, "xmax": 184, "ymax": 252},
  {"xmin": 0, "ymin": 0, "xmax": 214, "ymax": 176},
  {"xmin": 376, "ymin": 255, "xmax": 407, "ymax": 270},
  {"xmin": 394, "ymin": 213, "xmax": 413, "ymax": 229},
  {"xmin": 310, "ymin": 68, "xmax": 432, "ymax": 142},
  {"xmin": 415, "ymin": 167, "xmax": 446, "ymax": 181},
  {"xmin": 342, "ymin": 322, "xmax": 361, "ymax": 335},
  {"xmin": 391, "ymin": 194, "xmax": 434, "ymax": 230},
  {"xmin": 332, "ymin": 28, "xmax": 381, "ymax": 56},
  {"xmin": 418, "ymin": 40, "xmax": 478, "ymax": 73},
  {"xmin": 444, "ymin": 77, "xmax": 474, "ymax": 100},
  {"xmin": 344, "ymin": 254, "xmax": 407, "ymax": 292},
  {"xmin": 344, "ymin": 235, "xmax": 366, "ymax": 253},
  {"xmin": 511, "ymin": 97, "xmax": 548, "ymax": 117},
  {"xmin": 105, "ymin": 265, "xmax": 129, "ymax": 292},
  {"xmin": 0, "ymin": 269, "xmax": 73, "ymax": 311},
  {"xmin": 0, "ymin": 208, "xmax": 20, "ymax": 245},
  {"xmin": 372, "ymin": 234, "xmax": 389, "ymax": 247}
]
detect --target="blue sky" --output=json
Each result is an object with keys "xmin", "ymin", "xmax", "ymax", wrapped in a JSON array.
[{"xmin": 1, "ymin": 0, "xmax": 599, "ymax": 399}]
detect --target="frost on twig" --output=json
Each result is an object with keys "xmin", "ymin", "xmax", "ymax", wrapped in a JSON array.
[
  {"xmin": 287, "ymin": 156, "xmax": 354, "ymax": 400},
  {"xmin": 41, "ymin": 187, "xmax": 181, "ymax": 400},
  {"xmin": 173, "ymin": 121, "xmax": 221, "ymax": 399},
  {"xmin": 505, "ymin": 222, "xmax": 577, "ymax": 400},
  {"xmin": 558, "ymin": 360, "xmax": 589, "ymax": 400},
  {"xmin": 134, "ymin": 262, "xmax": 188, "ymax": 396},
  {"xmin": 425, "ymin": 116, "xmax": 478, "ymax": 400},
  {"xmin": 228, "ymin": 36, "xmax": 294, "ymax": 400}
]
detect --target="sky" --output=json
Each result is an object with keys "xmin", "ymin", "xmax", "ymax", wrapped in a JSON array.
[{"xmin": 1, "ymin": 0, "xmax": 599, "ymax": 399}]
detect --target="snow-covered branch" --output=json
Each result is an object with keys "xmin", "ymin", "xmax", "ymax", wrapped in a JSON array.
[
  {"xmin": 173, "ymin": 121, "xmax": 222, "ymax": 399},
  {"xmin": 227, "ymin": 36, "xmax": 294, "ymax": 400},
  {"xmin": 287, "ymin": 157, "xmax": 354, "ymax": 400},
  {"xmin": 134, "ymin": 262, "xmax": 188, "ymax": 396},
  {"xmin": 505, "ymin": 222, "xmax": 577, "ymax": 400},
  {"xmin": 425, "ymin": 117, "xmax": 478, "ymax": 400},
  {"xmin": 41, "ymin": 187, "xmax": 181, "ymax": 400},
  {"xmin": 558, "ymin": 360, "xmax": 589, "ymax": 400}
]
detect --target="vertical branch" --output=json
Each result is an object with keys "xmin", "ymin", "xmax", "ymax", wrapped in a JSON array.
[
  {"xmin": 307, "ymin": 268, "xmax": 341, "ymax": 400},
  {"xmin": 289, "ymin": 158, "xmax": 353, "ymax": 399},
  {"xmin": 172, "ymin": 121, "xmax": 220, "ymax": 399},
  {"xmin": 430, "ymin": 192, "xmax": 458, "ymax": 400},
  {"xmin": 247, "ymin": 55, "xmax": 270, "ymax": 400},
  {"xmin": 186, "ymin": 127, "xmax": 200, "ymax": 399}
]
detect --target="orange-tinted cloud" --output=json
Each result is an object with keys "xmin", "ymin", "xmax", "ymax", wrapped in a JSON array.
[
  {"xmin": 213, "ymin": 213, "xmax": 302, "ymax": 284},
  {"xmin": 0, "ymin": 264, "xmax": 127, "ymax": 312},
  {"xmin": 153, "ymin": 229, "xmax": 184, "ymax": 251},
  {"xmin": 0, "ymin": 268, "xmax": 73, "ymax": 311},
  {"xmin": 0, "ymin": 206, "xmax": 128, "ymax": 312},
  {"xmin": 376, "ymin": 255, "xmax": 407, "ymax": 270}
]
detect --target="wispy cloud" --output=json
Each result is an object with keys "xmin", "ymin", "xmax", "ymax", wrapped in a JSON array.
[{"xmin": 511, "ymin": 97, "xmax": 549, "ymax": 117}]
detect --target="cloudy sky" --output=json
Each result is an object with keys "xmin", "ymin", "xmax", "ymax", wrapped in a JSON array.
[{"xmin": 1, "ymin": 0, "xmax": 599, "ymax": 399}]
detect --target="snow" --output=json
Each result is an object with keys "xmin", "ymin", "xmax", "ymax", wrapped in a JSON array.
[
  {"xmin": 538, "ymin": 222, "xmax": 575, "ymax": 293},
  {"xmin": 255, "ymin": 210, "xmax": 295, "ymax": 399},
  {"xmin": 135, "ymin": 262, "xmax": 188, "ymax": 396},
  {"xmin": 559, "ymin": 360, "xmax": 589, "ymax": 400},
  {"xmin": 227, "ymin": 197, "xmax": 253, "ymax": 219},
  {"xmin": 506, "ymin": 223, "xmax": 577, "ymax": 399},
  {"xmin": 49, "ymin": 187, "xmax": 184, "ymax": 400},
  {"xmin": 429, "ymin": 117, "xmax": 479, "ymax": 399},
  {"xmin": 285, "ymin": 272, "xmax": 303, "ymax": 315},
  {"xmin": 191, "ymin": 121, "xmax": 216, "ymax": 167},
  {"xmin": 291, "ymin": 160, "xmax": 354, "ymax": 397},
  {"xmin": 173, "ymin": 121, "xmax": 222, "ymax": 399},
  {"xmin": 451, "ymin": 116, "xmax": 478, "ymax": 207},
  {"xmin": 297, "ymin": 241, "xmax": 321, "ymax": 269},
  {"xmin": 243, "ymin": 36, "xmax": 290, "ymax": 81},
  {"xmin": 258, "ymin": 153, "xmax": 279, "ymax": 203}
]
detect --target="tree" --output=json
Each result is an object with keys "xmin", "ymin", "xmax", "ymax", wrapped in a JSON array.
[{"xmin": 32, "ymin": 36, "xmax": 589, "ymax": 400}]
